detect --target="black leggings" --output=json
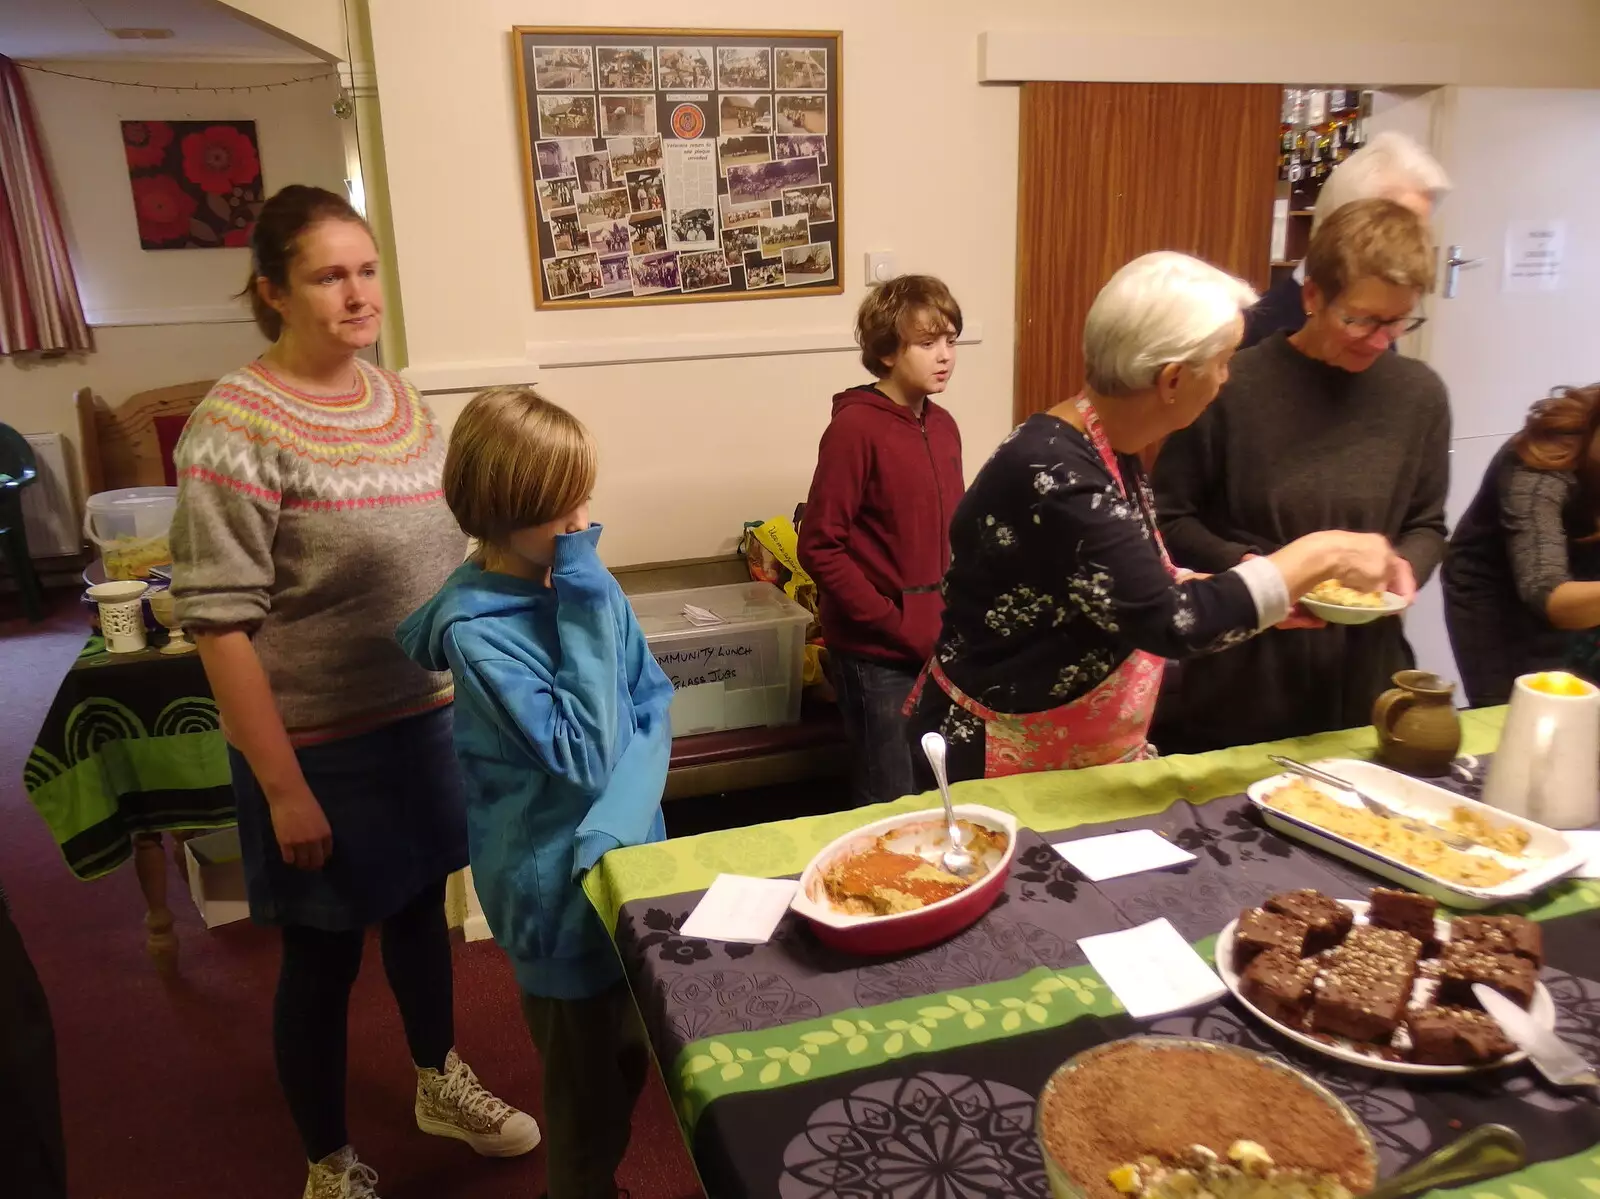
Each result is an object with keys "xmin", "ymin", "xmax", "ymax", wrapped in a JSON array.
[{"xmin": 274, "ymin": 880, "xmax": 454, "ymax": 1163}]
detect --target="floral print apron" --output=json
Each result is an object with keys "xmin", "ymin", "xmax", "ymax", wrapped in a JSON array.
[{"xmin": 907, "ymin": 398, "xmax": 1174, "ymax": 778}]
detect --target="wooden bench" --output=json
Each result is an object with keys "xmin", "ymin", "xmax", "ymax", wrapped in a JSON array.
[{"xmin": 614, "ymin": 554, "xmax": 848, "ymax": 800}]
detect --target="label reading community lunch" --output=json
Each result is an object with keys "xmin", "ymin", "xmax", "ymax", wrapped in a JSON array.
[{"xmin": 654, "ymin": 641, "xmax": 756, "ymax": 689}]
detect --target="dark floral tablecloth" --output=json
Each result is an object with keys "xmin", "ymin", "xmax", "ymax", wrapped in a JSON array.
[{"xmin": 586, "ymin": 713, "xmax": 1600, "ymax": 1198}]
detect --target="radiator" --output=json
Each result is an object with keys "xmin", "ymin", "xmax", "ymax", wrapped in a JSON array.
[{"xmin": 20, "ymin": 432, "xmax": 80, "ymax": 558}]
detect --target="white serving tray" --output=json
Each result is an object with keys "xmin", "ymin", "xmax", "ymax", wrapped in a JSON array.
[
  {"xmin": 1216, "ymin": 899, "xmax": 1554, "ymax": 1076},
  {"xmin": 1246, "ymin": 758, "xmax": 1586, "ymax": 909}
]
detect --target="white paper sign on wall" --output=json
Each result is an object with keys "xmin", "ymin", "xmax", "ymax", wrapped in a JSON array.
[{"xmin": 1503, "ymin": 220, "xmax": 1565, "ymax": 293}]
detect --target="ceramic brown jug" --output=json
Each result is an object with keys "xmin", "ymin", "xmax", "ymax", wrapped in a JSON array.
[{"xmin": 1373, "ymin": 669, "xmax": 1462, "ymax": 776}]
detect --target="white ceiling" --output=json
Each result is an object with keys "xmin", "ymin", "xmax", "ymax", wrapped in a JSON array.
[{"xmin": 0, "ymin": 0, "xmax": 322, "ymax": 63}]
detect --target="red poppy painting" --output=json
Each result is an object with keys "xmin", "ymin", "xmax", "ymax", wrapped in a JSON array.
[{"xmin": 122, "ymin": 119, "xmax": 264, "ymax": 250}]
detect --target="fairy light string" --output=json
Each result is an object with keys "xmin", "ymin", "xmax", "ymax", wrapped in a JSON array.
[{"xmin": 15, "ymin": 62, "xmax": 337, "ymax": 93}]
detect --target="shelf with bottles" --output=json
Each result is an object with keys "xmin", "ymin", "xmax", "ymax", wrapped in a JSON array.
[{"xmin": 1278, "ymin": 86, "xmax": 1371, "ymax": 208}]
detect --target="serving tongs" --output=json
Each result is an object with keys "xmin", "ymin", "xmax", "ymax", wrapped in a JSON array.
[{"xmin": 1266, "ymin": 755, "xmax": 1478, "ymax": 851}]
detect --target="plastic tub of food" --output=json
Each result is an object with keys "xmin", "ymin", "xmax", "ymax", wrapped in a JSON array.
[{"xmin": 83, "ymin": 486, "xmax": 177, "ymax": 580}]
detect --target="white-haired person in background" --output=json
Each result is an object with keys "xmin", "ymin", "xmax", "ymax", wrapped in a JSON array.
[
  {"xmin": 1154, "ymin": 199, "xmax": 1449, "ymax": 753},
  {"xmin": 903, "ymin": 251, "xmax": 1403, "ymax": 784},
  {"xmin": 1243, "ymin": 130, "xmax": 1451, "ymax": 348}
]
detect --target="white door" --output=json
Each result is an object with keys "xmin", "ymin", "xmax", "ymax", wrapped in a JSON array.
[{"xmin": 1397, "ymin": 87, "xmax": 1600, "ymax": 699}]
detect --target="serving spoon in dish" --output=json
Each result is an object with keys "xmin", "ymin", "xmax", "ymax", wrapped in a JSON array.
[
  {"xmin": 1267, "ymin": 754, "xmax": 1478, "ymax": 851},
  {"xmin": 1365, "ymin": 1124, "xmax": 1525, "ymax": 1199},
  {"xmin": 920, "ymin": 731, "xmax": 974, "ymax": 877}
]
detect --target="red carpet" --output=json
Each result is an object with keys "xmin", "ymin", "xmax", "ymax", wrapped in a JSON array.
[{"xmin": 0, "ymin": 592, "xmax": 705, "ymax": 1199}]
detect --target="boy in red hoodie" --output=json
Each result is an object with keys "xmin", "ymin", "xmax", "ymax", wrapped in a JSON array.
[{"xmin": 798, "ymin": 275, "xmax": 965, "ymax": 805}]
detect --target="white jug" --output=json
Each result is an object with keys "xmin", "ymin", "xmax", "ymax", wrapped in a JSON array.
[{"xmin": 1482, "ymin": 672, "xmax": 1600, "ymax": 829}]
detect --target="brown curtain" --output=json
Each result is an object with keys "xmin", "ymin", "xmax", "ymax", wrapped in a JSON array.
[
  {"xmin": 0, "ymin": 55, "xmax": 91, "ymax": 355},
  {"xmin": 1015, "ymin": 82, "xmax": 1279, "ymax": 423}
]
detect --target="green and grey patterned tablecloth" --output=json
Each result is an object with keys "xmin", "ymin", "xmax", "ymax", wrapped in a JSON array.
[
  {"xmin": 24, "ymin": 636, "xmax": 233, "ymax": 879},
  {"xmin": 587, "ymin": 710, "xmax": 1600, "ymax": 1198}
]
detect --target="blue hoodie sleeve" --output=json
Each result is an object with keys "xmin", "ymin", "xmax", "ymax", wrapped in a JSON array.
[
  {"xmin": 572, "ymin": 598, "xmax": 675, "ymax": 876},
  {"xmin": 458, "ymin": 527, "xmax": 625, "ymax": 795}
]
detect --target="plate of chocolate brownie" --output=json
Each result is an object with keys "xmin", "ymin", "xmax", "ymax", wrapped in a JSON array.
[{"xmin": 1215, "ymin": 886, "xmax": 1553, "ymax": 1075}]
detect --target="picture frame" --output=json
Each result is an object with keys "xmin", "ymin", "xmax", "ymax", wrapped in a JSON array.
[{"xmin": 512, "ymin": 26, "xmax": 843, "ymax": 309}]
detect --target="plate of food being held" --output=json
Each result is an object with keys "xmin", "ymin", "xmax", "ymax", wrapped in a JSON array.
[{"xmin": 1298, "ymin": 579, "xmax": 1409, "ymax": 625}]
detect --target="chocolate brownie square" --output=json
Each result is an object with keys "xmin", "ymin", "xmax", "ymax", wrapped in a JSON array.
[
  {"xmin": 1450, "ymin": 915, "xmax": 1543, "ymax": 967},
  {"xmin": 1241, "ymin": 948, "xmax": 1319, "ymax": 1028},
  {"xmin": 1309, "ymin": 925, "xmax": 1421, "ymax": 1043},
  {"xmin": 1406, "ymin": 1007, "xmax": 1515, "ymax": 1066},
  {"xmin": 1264, "ymin": 890, "xmax": 1354, "ymax": 954},
  {"xmin": 1233, "ymin": 908, "xmax": 1309, "ymax": 971},
  {"xmin": 1368, "ymin": 888, "xmax": 1440, "ymax": 955},
  {"xmin": 1343, "ymin": 922, "xmax": 1424, "ymax": 969},
  {"xmin": 1436, "ymin": 946, "xmax": 1538, "ymax": 1010}
]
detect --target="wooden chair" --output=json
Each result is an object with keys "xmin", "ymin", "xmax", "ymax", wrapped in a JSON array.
[{"xmin": 76, "ymin": 380, "xmax": 215, "ymax": 494}]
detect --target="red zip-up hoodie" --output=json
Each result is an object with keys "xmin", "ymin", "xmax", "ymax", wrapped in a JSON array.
[{"xmin": 797, "ymin": 385, "xmax": 965, "ymax": 666}]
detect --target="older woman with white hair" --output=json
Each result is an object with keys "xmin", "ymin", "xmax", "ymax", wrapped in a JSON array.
[
  {"xmin": 904, "ymin": 252, "xmax": 1402, "ymax": 784},
  {"xmin": 1244, "ymin": 130, "xmax": 1450, "ymax": 347}
]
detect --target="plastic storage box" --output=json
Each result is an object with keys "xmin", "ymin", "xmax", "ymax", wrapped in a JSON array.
[{"xmin": 629, "ymin": 581, "xmax": 812, "ymax": 737}]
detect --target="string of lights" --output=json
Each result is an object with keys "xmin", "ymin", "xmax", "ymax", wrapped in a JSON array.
[{"xmin": 15, "ymin": 62, "xmax": 338, "ymax": 93}]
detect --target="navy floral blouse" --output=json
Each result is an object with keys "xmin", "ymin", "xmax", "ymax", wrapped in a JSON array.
[{"xmin": 932, "ymin": 412, "xmax": 1265, "ymax": 714}]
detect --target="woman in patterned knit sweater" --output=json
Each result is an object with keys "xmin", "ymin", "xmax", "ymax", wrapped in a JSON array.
[{"xmin": 170, "ymin": 186, "xmax": 537, "ymax": 1199}]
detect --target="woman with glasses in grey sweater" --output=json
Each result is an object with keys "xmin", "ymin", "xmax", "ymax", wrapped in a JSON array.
[{"xmin": 1154, "ymin": 199, "xmax": 1451, "ymax": 752}]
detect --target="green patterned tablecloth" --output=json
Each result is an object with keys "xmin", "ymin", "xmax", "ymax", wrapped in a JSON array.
[{"xmin": 24, "ymin": 636, "xmax": 233, "ymax": 879}]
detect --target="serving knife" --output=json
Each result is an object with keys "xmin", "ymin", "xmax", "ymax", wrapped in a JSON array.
[
  {"xmin": 1266, "ymin": 755, "xmax": 1477, "ymax": 850},
  {"xmin": 1474, "ymin": 983, "xmax": 1600, "ymax": 1099}
]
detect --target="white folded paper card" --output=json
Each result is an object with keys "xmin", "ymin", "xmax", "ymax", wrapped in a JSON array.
[
  {"xmin": 1078, "ymin": 917, "xmax": 1226, "ymax": 1019},
  {"xmin": 678, "ymin": 874, "xmax": 799, "ymax": 944},
  {"xmin": 1051, "ymin": 829, "xmax": 1197, "ymax": 882},
  {"xmin": 1567, "ymin": 829, "xmax": 1600, "ymax": 880},
  {"xmin": 682, "ymin": 603, "xmax": 724, "ymax": 627}
]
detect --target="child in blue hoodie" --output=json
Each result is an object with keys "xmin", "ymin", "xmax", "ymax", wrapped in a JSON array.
[{"xmin": 397, "ymin": 387, "xmax": 672, "ymax": 1199}]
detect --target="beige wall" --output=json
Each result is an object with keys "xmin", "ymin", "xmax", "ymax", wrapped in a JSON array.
[
  {"xmin": 363, "ymin": 0, "xmax": 1600, "ymax": 568},
  {"xmin": 1, "ymin": 62, "xmax": 346, "ymax": 490}
]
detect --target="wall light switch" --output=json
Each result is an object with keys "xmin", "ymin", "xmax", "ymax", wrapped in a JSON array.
[{"xmin": 865, "ymin": 252, "xmax": 897, "ymax": 284}]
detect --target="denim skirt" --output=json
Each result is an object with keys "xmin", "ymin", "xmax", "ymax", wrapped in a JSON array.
[{"xmin": 229, "ymin": 706, "xmax": 469, "ymax": 931}]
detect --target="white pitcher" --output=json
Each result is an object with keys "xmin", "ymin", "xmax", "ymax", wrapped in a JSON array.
[{"xmin": 1482, "ymin": 672, "xmax": 1600, "ymax": 829}]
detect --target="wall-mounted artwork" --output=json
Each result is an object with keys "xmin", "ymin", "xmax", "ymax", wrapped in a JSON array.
[
  {"xmin": 513, "ymin": 27, "xmax": 843, "ymax": 308},
  {"xmin": 122, "ymin": 119, "xmax": 264, "ymax": 250}
]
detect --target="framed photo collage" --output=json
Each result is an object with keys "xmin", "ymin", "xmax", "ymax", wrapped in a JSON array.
[{"xmin": 512, "ymin": 27, "xmax": 844, "ymax": 308}]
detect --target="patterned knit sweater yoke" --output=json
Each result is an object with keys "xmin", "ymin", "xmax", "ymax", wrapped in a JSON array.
[{"xmin": 171, "ymin": 360, "xmax": 468, "ymax": 746}]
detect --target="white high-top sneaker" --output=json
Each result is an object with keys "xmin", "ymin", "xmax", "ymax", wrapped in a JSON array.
[
  {"xmin": 301, "ymin": 1146, "xmax": 380, "ymax": 1199},
  {"xmin": 415, "ymin": 1048, "xmax": 541, "ymax": 1157}
]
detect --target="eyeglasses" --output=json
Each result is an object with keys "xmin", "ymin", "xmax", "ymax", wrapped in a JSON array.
[{"xmin": 1334, "ymin": 308, "xmax": 1428, "ymax": 337}]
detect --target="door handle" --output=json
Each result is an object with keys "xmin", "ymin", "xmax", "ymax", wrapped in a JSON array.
[{"xmin": 1442, "ymin": 244, "xmax": 1485, "ymax": 299}]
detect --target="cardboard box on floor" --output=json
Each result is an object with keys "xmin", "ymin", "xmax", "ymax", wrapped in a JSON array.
[{"xmin": 184, "ymin": 827, "xmax": 249, "ymax": 928}]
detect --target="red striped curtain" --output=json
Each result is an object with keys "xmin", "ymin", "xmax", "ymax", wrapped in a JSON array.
[{"xmin": 0, "ymin": 55, "xmax": 91, "ymax": 354}]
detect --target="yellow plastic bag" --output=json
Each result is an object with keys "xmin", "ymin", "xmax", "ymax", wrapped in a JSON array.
[
  {"xmin": 742, "ymin": 516, "xmax": 824, "ymax": 686},
  {"xmin": 742, "ymin": 516, "xmax": 815, "ymax": 612}
]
